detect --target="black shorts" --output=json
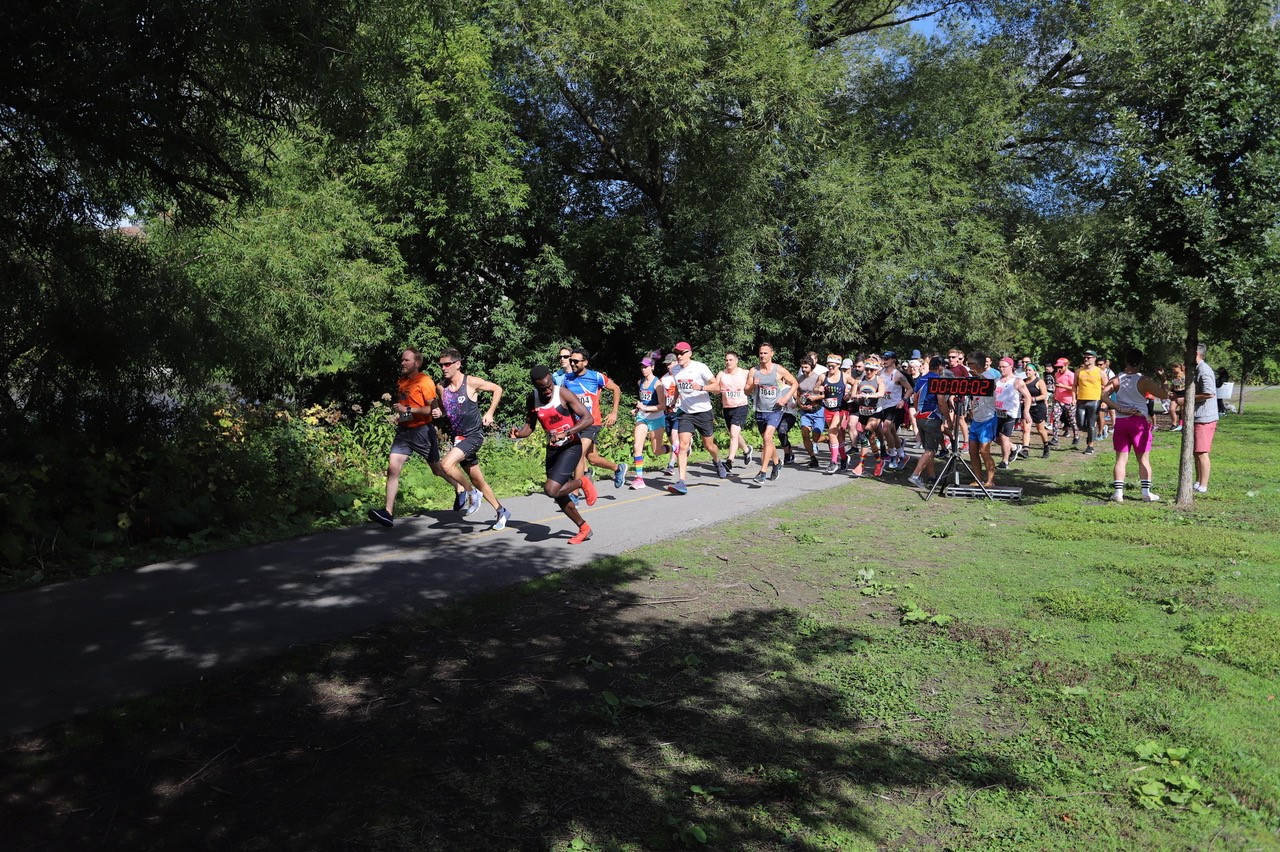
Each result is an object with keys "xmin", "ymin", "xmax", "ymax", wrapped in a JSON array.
[
  {"xmin": 723, "ymin": 406, "xmax": 748, "ymax": 429},
  {"xmin": 996, "ymin": 414, "xmax": 1018, "ymax": 437},
  {"xmin": 878, "ymin": 407, "xmax": 904, "ymax": 428},
  {"xmin": 1030, "ymin": 402, "xmax": 1048, "ymax": 424},
  {"xmin": 545, "ymin": 441, "xmax": 583, "ymax": 484},
  {"xmin": 580, "ymin": 424, "xmax": 602, "ymax": 442},
  {"xmin": 390, "ymin": 424, "xmax": 440, "ymax": 463},
  {"xmin": 446, "ymin": 430, "xmax": 483, "ymax": 464},
  {"xmin": 857, "ymin": 412, "xmax": 878, "ymax": 427},
  {"xmin": 679, "ymin": 409, "xmax": 715, "ymax": 438}
]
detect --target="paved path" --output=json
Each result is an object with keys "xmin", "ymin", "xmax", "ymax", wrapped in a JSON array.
[{"xmin": 1, "ymin": 456, "xmax": 874, "ymax": 736}]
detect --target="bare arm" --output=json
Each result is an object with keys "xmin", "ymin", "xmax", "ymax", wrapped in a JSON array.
[
  {"xmin": 467, "ymin": 375, "xmax": 503, "ymax": 427},
  {"xmin": 776, "ymin": 366, "xmax": 799, "ymax": 407}
]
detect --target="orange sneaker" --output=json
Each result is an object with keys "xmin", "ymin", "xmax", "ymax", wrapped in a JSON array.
[
  {"xmin": 568, "ymin": 524, "xmax": 592, "ymax": 545},
  {"xmin": 581, "ymin": 476, "xmax": 598, "ymax": 506}
]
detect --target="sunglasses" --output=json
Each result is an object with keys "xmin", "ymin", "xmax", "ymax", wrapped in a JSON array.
[
  {"xmin": 438, "ymin": 359, "xmax": 457, "ymax": 367},
  {"xmin": 559, "ymin": 354, "xmax": 571, "ymax": 359},
  {"xmin": 569, "ymin": 358, "xmax": 584, "ymax": 365}
]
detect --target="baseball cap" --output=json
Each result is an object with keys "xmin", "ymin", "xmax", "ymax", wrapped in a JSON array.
[
  {"xmin": 882, "ymin": 350, "xmax": 896, "ymax": 359},
  {"xmin": 1083, "ymin": 349, "xmax": 1098, "ymax": 357},
  {"xmin": 911, "ymin": 349, "xmax": 922, "ymax": 360},
  {"xmin": 841, "ymin": 358, "xmax": 853, "ymax": 369},
  {"xmin": 640, "ymin": 357, "xmax": 654, "ymax": 367},
  {"xmin": 663, "ymin": 353, "xmax": 678, "ymax": 364},
  {"xmin": 999, "ymin": 356, "xmax": 1015, "ymax": 367},
  {"xmin": 673, "ymin": 341, "xmax": 691, "ymax": 353},
  {"xmin": 1054, "ymin": 357, "xmax": 1069, "ymax": 367}
]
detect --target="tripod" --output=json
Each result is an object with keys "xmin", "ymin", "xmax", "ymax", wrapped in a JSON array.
[{"xmin": 923, "ymin": 404, "xmax": 994, "ymax": 502}]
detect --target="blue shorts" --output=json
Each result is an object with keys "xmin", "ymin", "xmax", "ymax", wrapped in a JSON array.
[
  {"xmin": 755, "ymin": 410, "xmax": 784, "ymax": 431},
  {"xmin": 638, "ymin": 415, "xmax": 665, "ymax": 433},
  {"xmin": 800, "ymin": 410, "xmax": 825, "ymax": 433},
  {"xmin": 969, "ymin": 417, "xmax": 998, "ymax": 446}
]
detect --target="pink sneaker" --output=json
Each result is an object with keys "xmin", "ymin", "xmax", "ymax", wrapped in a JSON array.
[{"xmin": 629, "ymin": 476, "xmax": 647, "ymax": 490}]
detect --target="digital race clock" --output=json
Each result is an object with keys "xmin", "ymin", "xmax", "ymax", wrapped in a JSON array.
[{"xmin": 926, "ymin": 376, "xmax": 995, "ymax": 397}]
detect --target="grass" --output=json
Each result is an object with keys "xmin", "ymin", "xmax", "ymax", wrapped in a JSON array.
[{"xmin": 3, "ymin": 393, "xmax": 1279, "ymax": 849}]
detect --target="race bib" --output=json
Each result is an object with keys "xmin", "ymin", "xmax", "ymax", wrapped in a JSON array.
[
  {"xmin": 725, "ymin": 388, "xmax": 745, "ymax": 404},
  {"xmin": 760, "ymin": 386, "xmax": 778, "ymax": 402},
  {"xmin": 577, "ymin": 394, "xmax": 593, "ymax": 411},
  {"xmin": 859, "ymin": 405, "xmax": 876, "ymax": 416}
]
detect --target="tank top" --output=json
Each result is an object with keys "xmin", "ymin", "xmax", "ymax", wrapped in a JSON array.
[
  {"xmin": 879, "ymin": 369, "xmax": 904, "ymax": 411},
  {"xmin": 1114, "ymin": 372, "xmax": 1148, "ymax": 417},
  {"xmin": 994, "ymin": 376, "xmax": 1021, "ymax": 415},
  {"xmin": 822, "ymin": 374, "xmax": 845, "ymax": 410},
  {"xmin": 442, "ymin": 376, "xmax": 483, "ymax": 437},
  {"xmin": 638, "ymin": 376, "xmax": 662, "ymax": 412},
  {"xmin": 857, "ymin": 379, "xmax": 880, "ymax": 416},
  {"xmin": 532, "ymin": 385, "xmax": 579, "ymax": 446},
  {"xmin": 1026, "ymin": 376, "xmax": 1045, "ymax": 402},
  {"xmin": 753, "ymin": 365, "xmax": 780, "ymax": 410}
]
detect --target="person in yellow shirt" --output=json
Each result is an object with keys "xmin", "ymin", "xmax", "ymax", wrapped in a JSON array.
[{"xmin": 1074, "ymin": 350, "xmax": 1105, "ymax": 455}]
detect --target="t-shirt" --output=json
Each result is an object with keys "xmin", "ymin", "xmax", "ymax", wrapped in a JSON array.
[
  {"xmin": 1075, "ymin": 366, "xmax": 1104, "ymax": 402},
  {"xmin": 914, "ymin": 372, "xmax": 941, "ymax": 419},
  {"xmin": 673, "ymin": 360, "xmax": 715, "ymax": 414},
  {"xmin": 717, "ymin": 368, "xmax": 749, "ymax": 409},
  {"xmin": 660, "ymin": 371, "xmax": 678, "ymax": 411},
  {"xmin": 552, "ymin": 368, "xmax": 569, "ymax": 387},
  {"xmin": 1194, "ymin": 360, "xmax": 1219, "ymax": 423},
  {"xmin": 397, "ymin": 372, "xmax": 438, "ymax": 428},
  {"xmin": 563, "ymin": 369, "xmax": 610, "ymax": 426},
  {"xmin": 1052, "ymin": 369, "xmax": 1075, "ymax": 404}
]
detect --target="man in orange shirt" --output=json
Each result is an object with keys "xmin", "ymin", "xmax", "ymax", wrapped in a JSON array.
[{"xmin": 369, "ymin": 348, "xmax": 465, "ymax": 527}]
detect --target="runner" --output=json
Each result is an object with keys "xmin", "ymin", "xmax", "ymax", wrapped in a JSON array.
[
  {"xmin": 716, "ymin": 351, "xmax": 752, "ymax": 473},
  {"xmin": 1023, "ymin": 363, "xmax": 1053, "ymax": 458},
  {"xmin": 660, "ymin": 352, "xmax": 681, "ymax": 474},
  {"xmin": 509, "ymin": 365, "xmax": 597, "ymax": 544},
  {"xmin": 876, "ymin": 351, "xmax": 915, "ymax": 471},
  {"xmin": 966, "ymin": 351, "xmax": 999, "ymax": 488},
  {"xmin": 1104, "ymin": 348, "xmax": 1169, "ymax": 502},
  {"xmin": 630, "ymin": 356, "xmax": 669, "ymax": 489},
  {"xmin": 563, "ymin": 347, "xmax": 628, "ymax": 488},
  {"xmin": 795, "ymin": 357, "xmax": 825, "ymax": 468},
  {"xmin": 667, "ymin": 341, "xmax": 724, "ymax": 494},
  {"xmin": 435, "ymin": 348, "xmax": 511, "ymax": 529},
  {"xmin": 553, "ymin": 346, "xmax": 574, "ymax": 386},
  {"xmin": 369, "ymin": 348, "xmax": 461, "ymax": 527},
  {"xmin": 993, "ymin": 357, "xmax": 1033, "ymax": 470},
  {"xmin": 853, "ymin": 357, "xmax": 887, "ymax": 476},
  {"xmin": 820, "ymin": 353, "xmax": 849, "ymax": 474},
  {"xmin": 1074, "ymin": 350, "xmax": 1105, "ymax": 455},
  {"xmin": 908, "ymin": 355, "xmax": 948, "ymax": 488},
  {"xmin": 743, "ymin": 342, "xmax": 798, "ymax": 483}
]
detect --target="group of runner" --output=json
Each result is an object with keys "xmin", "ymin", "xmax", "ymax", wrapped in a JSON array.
[{"xmin": 369, "ymin": 341, "xmax": 1221, "ymax": 542}]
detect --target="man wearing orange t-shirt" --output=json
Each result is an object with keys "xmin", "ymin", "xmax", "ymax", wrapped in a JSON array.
[{"xmin": 369, "ymin": 348, "xmax": 465, "ymax": 527}]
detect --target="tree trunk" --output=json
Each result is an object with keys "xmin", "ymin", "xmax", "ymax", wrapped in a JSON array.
[
  {"xmin": 1176, "ymin": 307, "xmax": 1198, "ymax": 507},
  {"xmin": 1237, "ymin": 357, "xmax": 1249, "ymax": 415}
]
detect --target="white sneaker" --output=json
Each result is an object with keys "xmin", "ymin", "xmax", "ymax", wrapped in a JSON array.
[
  {"xmin": 493, "ymin": 507, "xmax": 511, "ymax": 530},
  {"xmin": 1141, "ymin": 492, "xmax": 1160, "ymax": 502},
  {"xmin": 463, "ymin": 489, "xmax": 483, "ymax": 516},
  {"xmin": 908, "ymin": 474, "xmax": 925, "ymax": 489},
  {"xmin": 1193, "ymin": 483, "xmax": 1208, "ymax": 493},
  {"xmin": 1111, "ymin": 493, "xmax": 1124, "ymax": 503}
]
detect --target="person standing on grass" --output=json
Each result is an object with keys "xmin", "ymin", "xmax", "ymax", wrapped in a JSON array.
[
  {"xmin": 435, "ymin": 349, "xmax": 511, "ymax": 529},
  {"xmin": 630, "ymin": 356, "xmax": 669, "ymax": 489},
  {"xmin": 744, "ymin": 342, "xmax": 798, "ymax": 483},
  {"xmin": 1192, "ymin": 343, "xmax": 1219, "ymax": 494},
  {"xmin": 510, "ymin": 365, "xmax": 598, "ymax": 544},
  {"xmin": 716, "ymin": 351, "xmax": 752, "ymax": 473},
  {"xmin": 667, "ymin": 341, "xmax": 724, "ymax": 495},
  {"xmin": 1075, "ymin": 350, "xmax": 1105, "ymax": 456},
  {"xmin": 993, "ymin": 357, "xmax": 1033, "ymax": 470},
  {"xmin": 1023, "ymin": 364, "xmax": 1053, "ymax": 458},
  {"xmin": 563, "ymin": 348, "xmax": 628, "ymax": 489},
  {"xmin": 1051, "ymin": 358, "xmax": 1077, "ymax": 447},
  {"xmin": 965, "ymin": 351, "xmax": 999, "ymax": 488},
  {"xmin": 1103, "ymin": 348, "xmax": 1169, "ymax": 503},
  {"xmin": 370, "ymin": 348, "xmax": 461, "ymax": 528},
  {"xmin": 1168, "ymin": 362, "xmax": 1186, "ymax": 431}
]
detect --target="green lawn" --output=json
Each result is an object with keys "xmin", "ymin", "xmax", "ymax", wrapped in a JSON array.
[{"xmin": 3, "ymin": 394, "xmax": 1278, "ymax": 850}]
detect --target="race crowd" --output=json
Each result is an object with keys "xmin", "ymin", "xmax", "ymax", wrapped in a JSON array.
[{"xmin": 367, "ymin": 341, "xmax": 1224, "ymax": 543}]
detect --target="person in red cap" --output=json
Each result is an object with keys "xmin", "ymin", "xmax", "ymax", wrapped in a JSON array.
[
  {"xmin": 1051, "ymin": 357, "xmax": 1077, "ymax": 447},
  {"xmin": 666, "ymin": 341, "xmax": 724, "ymax": 494}
]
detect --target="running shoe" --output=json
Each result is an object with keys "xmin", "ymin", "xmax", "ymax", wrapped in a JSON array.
[
  {"xmin": 769, "ymin": 462, "xmax": 782, "ymax": 481},
  {"xmin": 742, "ymin": 445, "xmax": 753, "ymax": 466},
  {"xmin": 1041, "ymin": 447, "xmax": 1051, "ymax": 459},
  {"xmin": 493, "ymin": 507, "xmax": 511, "ymax": 530},
  {"xmin": 715, "ymin": 460, "xmax": 728, "ymax": 479},
  {"xmin": 1083, "ymin": 446, "xmax": 1095, "ymax": 456},
  {"xmin": 452, "ymin": 491, "xmax": 466, "ymax": 511},
  {"xmin": 569, "ymin": 493, "xmax": 582, "ymax": 508},
  {"xmin": 873, "ymin": 457, "xmax": 885, "ymax": 477},
  {"xmin": 1017, "ymin": 447, "xmax": 1030, "ymax": 460},
  {"xmin": 667, "ymin": 480, "xmax": 688, "ymax": 495},
  {"xmin": 1071, "ymin": 437, "xmax": 1080, "ymax": 446},
  {"xmin": 1170, "ymin": 425, "xmax": 1183, "ymax": 432},
  {"xmin": 1193, "ymin": 483, "xmax": 1208, "ymax": 493},
  {"xmin": 581, "ymin": 476, "xmax": 599, "ymax": 506},
  {"xmin": 1141, "ymin": 492, "xmax": 1161, "ymax": 502},
  {"xmin": 1110, "ymin": 493, "xmax": 1124, "ymax": 503},
  {"xmin": 784, "ymin": 451, "xmax": 795, "ymax": 465},
  {"xmin": 665, "ymin": 461, "xmax": 677, "ymax": 474},
  {"xmin": 613, "ymin": 462, "xmax": 628, "ymax": 489},
  {"xmin": 463, "ymin": 489, "xmax": 483, "ymax": 516},
  {"xmin": 824, "ymin": 461, "xmax": 839, "ymax": 475},
  {"xmin": 752, "ymin": 471, "xmax": 767, "ymax": 484},
  {"xmin": 851, "ymin": 460, "xmax": 864, "ymax": 477},
  {"xmin": 1048, "ymin": 437, "xmax": 1059, "ymax": 447},
  {"xmin": 997, "ymin": 461, "xmax": 1009, "ymax": 470},
  {"xmin": 807, "ymin": 457, "xmax": 820, "ymax": 468},
  {"xmin": 568, "ymin": 524, "xmax": 592, "ymax": 545},
  {"xmin": 908, "ymin": 474, "xmax": 925, "ymax": 489},
  {"xmin": 629, "ymin": 476, "xmax": 647, "ymax": 490},
  {"xmin": 368, "ymin": 508, "xmax": 394, "ymax": 528}
]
